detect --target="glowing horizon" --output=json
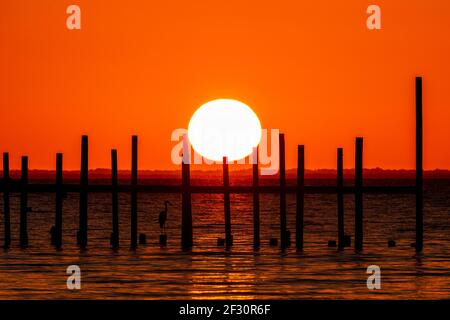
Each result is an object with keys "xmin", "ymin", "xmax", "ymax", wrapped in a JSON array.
[{"xmin": 1, "ymin": 1, "xmax": 449, "ymax": 171}]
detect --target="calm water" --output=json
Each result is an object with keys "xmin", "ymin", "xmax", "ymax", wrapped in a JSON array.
[{"xmin": 0, "ymin": 181, "xmax": 449, "ymax": 299}]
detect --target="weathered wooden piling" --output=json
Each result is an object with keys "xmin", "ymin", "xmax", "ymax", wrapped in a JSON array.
[
  {"xmin": 54, "ymin": 153, "xmax": 63, "ymax": 248},
  {"xmin": 111, "ymin": 149, "xmax": 119, "ymax": 248},
  {"xmin": 131, "ymin": 135, "xmax": 138, "ymax": 249},
  {"xmin": 296, "ymin": 145, "xmax": 304, "ymax": 250},
  {"xmin": 223, "ymin": 156, "xmax": 232, "ymax": 247},
  {"xmin": 20, "ymin": 156, "xmax": 29, "ymax": 247},
  {"xmin": 415, "ymin": 76, "xmax": 423, "ymax": 253},
  {"xmin": 252, "ymin": 147, "xmax": 260, "ymax": 248},
  {"xmin": 355, "ymin": 137, "xmax": 363, "ymax": 252},
  {"xmin": 279, "ymin": 133, "xmax": 287, "ymax": 249},
  {"xmin": 2, "ymin": 153, "xmax": 11, "ymax": 248},
  {"xmin": 79, "ymin": 135, "xmax": 88, "ymax": 247},
  {"xmin": 181, "ymin": 134, "xmax": 193, "ymax": 249},
  {"xmin": 337, "ymin": 148, "xmax": 344, "ymax": 250}
]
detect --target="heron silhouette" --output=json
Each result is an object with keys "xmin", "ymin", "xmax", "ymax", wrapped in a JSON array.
[{"xmin": 159, "ymin": 200, "xmax": 171, "ymax": 234}]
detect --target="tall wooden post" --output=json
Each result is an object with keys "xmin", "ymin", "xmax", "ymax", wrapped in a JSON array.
[
  {"xmin": 55, "ymin": 153, "xmax": 63, "ymax": 248},
  {"xmin": 279, "ymin": 133, "xmax": 287, "ymax": 249},
  {"xmin": 20, "ymin": 156, "xmax": 29, "ymax": 247},
  {"xmin": 355, "ymin": 137, "xmax": 363, "ymax": 252},
  {"xmin": 252, "ymin": 148, "xmax": 260, "ymax": 248},
  {"xmin": 296, "ymin": 145, "xmax": 304, "ymax": 250},
  {"xmin": 130, "ymin": 136, "xmax": 138, "ymax": 248},
  {"xmin": 111, "ymin": 149, "xmax": 119, "ymax": 248},
  {"xmin": 181, "ymin": 134, "xmax": 193, "ymax": 249},
  {"xmin": 416, "ymin": 76, "xmax": 424, "ymax": 252},
  {"xmin": 79, "ymin": 135, "xmax": 88, "ymax": 248},
  {"xmin": 223, "ymin": 156, "xmax": 232, "ymax": 248},
  {"xmin": 2, "ymin": 153, "xmax": 11, "ymax": 248},
  {"xmin": 337, "ymin": 148, "xmax": 344, "ymax": 250}
]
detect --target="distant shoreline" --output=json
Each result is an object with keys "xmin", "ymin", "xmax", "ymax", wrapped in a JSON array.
[{"xmin": 1, "ymin": 168, "xmax": 449, "ymax": 182}]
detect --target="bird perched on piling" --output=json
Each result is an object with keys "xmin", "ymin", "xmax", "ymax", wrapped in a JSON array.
[{"xmin": 159, "ymin": 201, "xmax": 171, "ymax": 234}]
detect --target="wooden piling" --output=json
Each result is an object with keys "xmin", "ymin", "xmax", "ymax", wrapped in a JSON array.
[
  {"xmin": 296, "ymin": 145, "xmax": 304, "ymax": 251},
  {"xmin": 79, "ymin": 135, "xmax": 88, "ymax": 247},
  {"xmin": 181, "ymin": 134, "xmax": 193, "ymax": 249},
  {"xmin": 111, "ymin": 149, "xmax": 119, "ymax": 248},
  {"xmin": 130, "ymin": 136, "xmax": 138, "ymax": 249},
  {"xmin": 20, "ymin": 156, "xmax": 29, "ymax": 247},
  {"xmin": 415, "ymin": 76, "xmax": 423, "ymax": 253},
  {"xmin": 355, "ymin": 137, "xmax": 363, "ymax": 252},
  {"xmin": 252, "ymin": 148, "xmax": 260, "ymax": 248},
  {"xmin": 337, "ymin": 148, "xmax": 344, "ymax": 250},
  {"xmin": 2, "ymin": 153, "xmax": 11, "ymax": 248},
  {"xmin": 279, "ymin": 133, "xmax": 287, "ymax": 249},
  {"xmin": 223, "ymin": 156, "xmax": 232, "ymax": 247},
  {"xmin": 54, "ymin": 153, "xmax": 63, "ymax": 248}
]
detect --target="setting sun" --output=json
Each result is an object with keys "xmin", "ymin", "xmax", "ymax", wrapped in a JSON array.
[{"xmin": 188, "ymin": 99, "xmax": 262, "ymax": 162}]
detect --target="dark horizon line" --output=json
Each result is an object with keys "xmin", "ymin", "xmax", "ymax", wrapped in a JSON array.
[
  {"xmin": 1, "ymin": 167, "xmax": 450, "ymax": 172},
  {"xmin": 1, "ymin": 167, "xmax": 450, "ymax": 180}
]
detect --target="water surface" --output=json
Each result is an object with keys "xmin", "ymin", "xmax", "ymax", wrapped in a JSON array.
[{"xmin": 0, "ymin": 181, "xmax": 449, "ymax": 299}]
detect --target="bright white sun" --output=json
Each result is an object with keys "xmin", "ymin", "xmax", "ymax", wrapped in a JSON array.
[{"xmin": 188, "ymin": 99, "xmax": 262, "ymax": 162}]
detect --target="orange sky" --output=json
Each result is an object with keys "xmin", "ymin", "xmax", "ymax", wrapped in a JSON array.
[{"xmin": 0, "ymin": 0, "xmax": 449, "ymax": 171}]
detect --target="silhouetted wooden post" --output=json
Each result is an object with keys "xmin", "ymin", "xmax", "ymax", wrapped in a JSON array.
[
  {"xmin": 223, "ymin": 156, "xmax": 232, "ymax": 247},
  {"xmin": 55, "ymin": 153, "xmax": 63, "ymax": 248},
  {"xmin": 20, "ymin": 156, "xmax": 29, "ymax": 247},
  {"xmin": 252, "ymin": 148, "xmax": 260, "ymax": 248},
  {"xmin": 337, "ymin": 148, "xmax": 344, "ymax": 250},
  {"xmin": 130, "ymin": 136, "xmax": 138, "ymax": 248},
  {"xmin": 79, "ymin": 135, "xmax": 88, "ymax": 247},
  {"xmin": 279, "ymin": 133, "xmax": 287, "ymax": 249},
  {"xmin": 355, "ymin": 137, "xmax": 363, "ymax": 252},
  {"xmin": 181, "ymin": 134, "xmax": 193, "ymax": 249},
  {"xmin": 111, "ymin": 149, "xmax": 119, "ymax": 248},
  {"xmin": 2, "ymin": 152, "xmax": 11, "ymax": 248},
  {"xmin": 296, "ymin": 145, "xmax": 304, "ymax": 250},
  {"xmin": 416, "ymin": 76, "xmax": 423, "ymax": 252}
]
